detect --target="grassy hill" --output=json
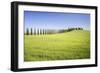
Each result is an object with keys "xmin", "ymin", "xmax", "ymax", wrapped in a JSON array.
[{"xmin": 24, "ymin": 30, "xmax": 90, "ymax": 61}]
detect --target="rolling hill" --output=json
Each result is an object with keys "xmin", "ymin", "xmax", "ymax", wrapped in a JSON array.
[{"xmin": 24, "ymin": 30, "xmax": 90, "ymax": 61}]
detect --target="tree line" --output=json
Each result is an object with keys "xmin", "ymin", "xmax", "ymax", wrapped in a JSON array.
[
  {"xmin": 25, "ymin": 27, "xmax": 83, "ymax": 35},
  {"xmin": 25, "ymin": 28, "xmax": 46, "ymax": 35}
]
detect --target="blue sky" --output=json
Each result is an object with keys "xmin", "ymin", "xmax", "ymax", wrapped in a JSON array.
[{"xmin": 24, "ymin": 11, "xmax": 90, "ymax": 31}]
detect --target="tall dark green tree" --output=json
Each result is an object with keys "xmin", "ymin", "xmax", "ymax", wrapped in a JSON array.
[
  {"xmin": 34, "ymin": 28, "xmax": 36, "ymax": 35},
  {"xmin": 43, "ymin": 29, "xmax": 44, "ymax": 35},
  {"xmin": 37, "ymin": 29, "xmax": 39, "ymax": 35},
  {"xmin": 30, "ymin": 28, "xmax": 33, "ymax": 35},
  {"xmin": 26, "ymin": 28, "xmax": 29, "ymax": 35},
  {"xmin": 45, "ymin": 29, "xmax": 47, "ymax": 34}
]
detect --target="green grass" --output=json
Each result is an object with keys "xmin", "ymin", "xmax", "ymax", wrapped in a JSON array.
[{"xmin": 24, "ymin": 30, "xmax": 90, "ymax": 62}]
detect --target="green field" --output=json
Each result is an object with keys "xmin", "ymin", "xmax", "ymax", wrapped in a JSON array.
[{"xmin": 24, "ymin": 30, "xmax": 90, "ymax": 62}]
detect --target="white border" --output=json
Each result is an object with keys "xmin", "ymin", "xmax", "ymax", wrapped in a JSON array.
[{"xmin": 18, "ymin": 5, "xmax": 95, "ymax": 68}]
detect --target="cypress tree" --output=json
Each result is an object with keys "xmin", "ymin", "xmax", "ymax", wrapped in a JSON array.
[
  {"xmin": 43, "ymin": 29, "xmax": 44, "ymax": 35},
  {"xmin": 44, "ymin": 29, "xmax": 46, "ymax": 34},
  {"xmin": 31, "ymin": 28, "xmax": 33, "ymax": 35},
  {"xmin": 26, "ymin": 28, "xmax": 29, "ymax": 35},
  {"xmin": 34, "ymin": 28, "xmax": 36, "ymax": 35},
  {"xmin": 37, "ymin": 29, "xmax": 39, "ymax": 35}
]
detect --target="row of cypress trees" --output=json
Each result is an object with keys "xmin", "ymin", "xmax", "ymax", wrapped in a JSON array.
[
  {"xmin": 25, "ymin": 27, "xmax": 83, "ymax": 35},
  {"xmin": 25, "ymin": 28, "xmax": 46, "ymax": 35}
]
